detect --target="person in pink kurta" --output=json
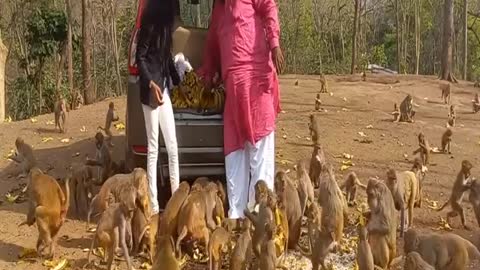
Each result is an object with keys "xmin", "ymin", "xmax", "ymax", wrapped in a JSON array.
[{"xmin": 198, "ymin": 0, "xmax": 285, "ymax": 220}]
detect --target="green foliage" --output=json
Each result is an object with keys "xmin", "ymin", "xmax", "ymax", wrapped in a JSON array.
[{"xmin": 370, "ymin": 45, "xmax": 388, "ymax": 67}]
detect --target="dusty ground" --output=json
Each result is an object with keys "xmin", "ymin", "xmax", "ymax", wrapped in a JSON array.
[{"xmin": 1, "ymin": 74, "xmax": 480, "ymax": 269}]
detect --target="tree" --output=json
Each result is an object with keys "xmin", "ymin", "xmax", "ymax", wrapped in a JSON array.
[
  {"xmin": 0, "ymin": 32, "xmax": 7, "ymax": 122},
  {"xmin": 395, "ymin": 0, "xmax": 401, "ymax": 73},
  {"xmin": 440, "ymin": 0, "xmax": 457, "ymax": 82},
  {"xmin": 351, "ymin": 0, "xmax": 360, "ymax": 74},
  {"xmin": 462, "ymin": 0, "xmax": 468, "ymax": 80},
  {"xmin": 82, "ymin": 0, "xmax": 95, "ymax": 104},
  {"xmin": 414, "ymin": 0, "xmax": 421, "ymax": 75},
  {"xmin": 65, "ymin": 0, "xmax": 74, "ymax": 106}
]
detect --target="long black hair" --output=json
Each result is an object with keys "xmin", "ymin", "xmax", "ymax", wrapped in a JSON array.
[{"xmin": 141, "ymin": 0, "xmax": 177, "ymax": 78}]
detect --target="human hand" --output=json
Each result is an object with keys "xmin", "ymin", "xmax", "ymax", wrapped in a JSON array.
[
  {"xmin": 149, "ymin": 81, "xmax": 164, "ymax": 105},
  {"xmin": 272, "ymin": 47, "xmax": 285, "ymax": 74}
]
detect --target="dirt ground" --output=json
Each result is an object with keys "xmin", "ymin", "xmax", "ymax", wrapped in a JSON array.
[{"xmin": 1, "ymin": 74, "xmax": 480, "ymax": 269}]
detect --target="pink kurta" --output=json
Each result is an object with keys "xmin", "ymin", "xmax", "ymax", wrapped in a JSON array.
[{"xmin": 197, "ymin": 0, "xmax": 281, "ymax": 156}]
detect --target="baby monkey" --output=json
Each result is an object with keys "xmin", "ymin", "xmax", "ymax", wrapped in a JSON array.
[
  {"xmin": 54, "ymin": 98, "xmax": 67, "ymax": 133},
  {"xmin": 447, "ymin": 105, "xmax": 456, "ymax": 127},
  {"xmin": 413, "ymin": 132, "xmax": 430, "ymax": 166},
  {"xmin": 10, "ymin": 137, "xmax": 37, "ymax": 178},
  {"xmin": 87, "ymin": 185, "xmax": 137, "ymax": 270},
  {"xmin": 98, "ymin": 102, "xmax": 119, "ymax": 147}
]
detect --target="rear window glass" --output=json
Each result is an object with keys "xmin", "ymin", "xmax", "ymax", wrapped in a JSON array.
[{"xmin": 178, "ymin": 0, "xmax": 213, "ymax": 29}]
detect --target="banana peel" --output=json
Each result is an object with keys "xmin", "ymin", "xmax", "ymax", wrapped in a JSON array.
[
  {"xmin": 92, "ymin": 247, "xmax": 105, "ymax": 259},
  {"xmin": 42, "ymin": 137, "xmax": 54, "ymax": 143},
  {"xmin": 437, "ymin": 217, "xmax": 453, "ymax": 231},
  {"xmin": 140, "ymin": 262, "xmax": 152, "ymax": 269},
  {"xmin": 43, "ymin": 258, "xmax": 68, "ymax": 270},
  {"xmin": 114, "ymin": 123, "xmax": 125, "ymax": 130}
]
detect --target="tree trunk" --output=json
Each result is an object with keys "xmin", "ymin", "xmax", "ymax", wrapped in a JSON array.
[
  {"xmin": 395, "ymin": 0, "xmax": 401, "ymax": 73},
  {"xmin": 440, "ymin": 0, "xmax": 457, "ymax": 82},
  {"xmin": 462, "ymin": 0, "xmax": 468, "ymax": 80},
  {"xmin": 415, "ymin": 0, "xmax": 420, "ymax": 75},
  {"xmin": 0, "ymin": 35, "xmax": 7, "ymax": 122},
  {"xmin": 65, "ymin": 0, "xmax": 74, "ymax": 107},
  {"xmin": 351, "ymin": 0, "xmax": 360, "ymax": 74},
  {"xmin": 110, "ymin": 0, "xmax": 122, "ymax": 95},
  {"xmin": 82, "ymin": 0, "xmax": 95, "ymax": 104},
  {"xmin": 55, "ymin": 48, "xmax": 66, "ymax": 99}
]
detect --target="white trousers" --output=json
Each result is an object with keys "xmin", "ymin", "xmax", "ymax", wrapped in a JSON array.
[
  {"xmin": 225, "ymin": 131, "xmax": 275, "ymax": 219},
  {"xmin": 142, "ymin": 88, "xmax": 179, "ymax": 215}
]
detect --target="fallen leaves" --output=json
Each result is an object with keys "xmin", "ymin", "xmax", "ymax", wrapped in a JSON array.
[
  {"xmin": 114, "ymin": 122, "xmax": 125, "ymax": 130},
  {"xmin": 5, "ymin": 193, "xmax": 19, "ymax": 203}
]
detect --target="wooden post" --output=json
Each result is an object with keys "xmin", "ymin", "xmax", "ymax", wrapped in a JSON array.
[{"xmin": 0, "ymin": 33, "xmax": 7, "ymax": 122}]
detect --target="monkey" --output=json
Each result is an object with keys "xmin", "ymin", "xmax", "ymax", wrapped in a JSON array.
[
  {"xmin": 340, "ymin": 171, "xmax": 367, "ymax": 207},
  {"xmin": 362, "ymin": 71, "xmax": 367, "ymax": 82},
  {"xmin": 475, "ymin": 81, "xmax": 480, "ymax": 88},
  {"xmin": 87, "ymin": 168, "xmax": 149, "ymax": 231},
  {"xmin": 437, "ymin": 160, "xmax": 473, "ymax": 230},
  {"xmin": 151, "ymin": 235, "xmax": 179, "ymax": 270},
  {"xmin": 244, "ymin": 194, "xmax": 276, "ymax": 257},
  {"xmin": 176, "ymin": 182, "xmax": 219, "ymax": 258},
  {"xmin": 315, "ymin": 93, "xmax": 322, "ymax": 111},
  {"xmin": 294, "ymin": 160, "xmax": 315, "ymax": 215},
  {"xmin": 440, "ymin": 128, "xmax": 453, "ymax": 154},
  {"xmin": 440, "ymin": 83, "xmax": 451, "ymax": 105},
  {"xmin": 274, "ymin": 170, "xmax": 302, "ymax": 249},
  {"xmin": 468, "ymin": 178, "xmax": 480, "ymax": 227},
  {"xmin": 317, "ymin": 164, "xmax": 346, "ymax": 245},
  {"xmin": 87, "ymin": 184, "xmax": 136, "ymax": 270},
  {"xmin": 69, "ymin": 164, "xmax": 95, "ymax": 218},
  {"xmin": 98, "ymin": 102, "xmax": 120, "ymax": 147},
  {"xmin": 357, "ymin": 224, "xmax": 375, "ymax": 270},
  {"xmin": 209, "ymin": 227, "xmax": 230, "ymax": 270},
  {"xmin": 404, "ymin": 252, "xmax": 435, "ymax": 270},
  {"xmin": 309, "ymin": 143, "xmax": 327, "ymax": 189},
  {"xmin": 10, "ymin": 137, "xmax": 37, "ymax": 178},
  {"xmin": 365, "ymin": 178, "xmax": 397, "ymax": 269},
  {"xmin": 254, "ymin": 179, "xmax": 271, "ymax": 205},
  {"xmin": 392, "ymin": 103, "xmax": 400, "ymax": 122},
  {"xmin": 410, "ymin": 157, "xmax": 426, "ymax": 208},
  {"xmin": 473, "ymin": 93, "xmax": 480, "ymax": 113},
  {"xmin": 86, "ymin": 132, "xmax": 114, "ymax": 184},
  {"xmin": 131, "ymin": 206, "xmax": 150, "ymax": 256},
  {"xmin": 259, "ymin": 222, "xmax": 278, "ymax": 270},
  {"xmin": 158, "ymin": 181, "xmax": 190, "ymax": 253},
  {"xmin": 404, "ymin": 229, "xmax": 480, "ymax": 270},
  {"xmin": 54, "ymin": 98, "xmax": 67, "ymax": 133},
  {"xmin": 385, "ymin": 168, "xmax": 420, "ymax": 237},
  {"xmin": 20, "ymin": 168, "xmax": 70, "ymax": 258},
  {"xmin": 73, "ymin": 90, "xmax": 84, "ymax": 110},
  {"xmin": 412, "ymin": 132, "xmax": 430, "ymax": 166},
  {"xmin": 319, "ymin": 73, "xmax": 328, "ymax": 93},
  {"xmin": 309, "ymin": 114, "xmax": 322, "ymax": 145},
  {"xmin": 229, "ymin": 218, "xmax": 253, "ymax": 270},
  {"xmin": 447, "ymin": 104, "xmax": 456, "ymax": 127},
  {"xmin": 397, "ymin": 94, "xmax": 416, "ymax": 123}
]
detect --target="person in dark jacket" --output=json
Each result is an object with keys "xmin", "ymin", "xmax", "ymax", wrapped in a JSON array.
[{"xmin": 135, "ymin": 0, "xmax": 180, "ymax": 241}]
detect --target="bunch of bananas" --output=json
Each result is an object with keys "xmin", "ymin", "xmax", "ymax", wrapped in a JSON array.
[{"xmin": 171, "ymin": 71, "xmax": 225, "ymax": 113}]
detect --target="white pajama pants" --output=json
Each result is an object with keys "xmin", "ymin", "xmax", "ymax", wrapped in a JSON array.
[
  {"xmin": 225, "ymin": 131, "xmax": 275, "ymax": 219},
  {"xmin": 142, "ymin": 88, "xmax": 180, "ymax": 215}
]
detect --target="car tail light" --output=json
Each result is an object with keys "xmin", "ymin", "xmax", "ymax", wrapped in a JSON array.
[
  {"xmin": 133, "ymin": 145, "xmax": 148, "ymax": 154},
  {"xmin": 128, "ymin": 0, "xmax": 147, "ymax": 76}
]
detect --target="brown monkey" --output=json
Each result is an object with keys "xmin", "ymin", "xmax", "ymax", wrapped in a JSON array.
[
  {"xmin": 254, "ymin": 179, "xmax": 271, "ymax": 205},
  {"xmin": 87, "ymin": 185, "xmax": 136, "ymax": 270},
  {"xmin": 410, "ymin": 157, "xmax": 426, "ymax": 208},
  {"xmin": 404, "ymin": 252, "xmax": 434, "ymax": 270},
  {"xmin": 362, "ymin": 71, "xmax": 367, "ymax": 82},
  {"xmin": 309, "ymin": 114, "xmax": 321, "ymax": 144},
  {"xmin": 319, "ymin": 73, "xmax": 328, "ymax": 93},
  {"xmin": 86, "ymin": 132, "xmax": 114, "ymax": 183},
  {"xmin": 357, "ymin": 224, "xmax": 374, "ymax": 270},
  {"xmin": 158, "ymin": 181, "xmax": 190, "ymax": 238},
  {"xmin": 176, "ymin": 182, "xmax": 218, "ymax": 257},
  {"xmin": 259, "ymin": 222, "xmax": 278, "ymax": 270},
  {"xmin": 73, "ymin": 90, "xmax": 84, "ymax": 110},
  {"xmin": 295, "ymin": 160, "xmax": 315, "ymax": 215},
  {"xmin": 274, "ymin": 170, "xmax": 302, "ymax": 249},
  {"xmin": 244, "ymin": 195, "xmax": 275, "ymax": 257},
  {"xmin": 54, "ymin": 98, "xmax": 67, "ymax": 133},
  {"xmin": 87, "ymin": 168, "xmax": 149, "ymax": 230},
  {"xmin": 98, "ymin": 102, "xmax": 120, "ymax": 147},
  {"xmin": 192, "ymin": 177, "xmax": 227, "ymax": 218},
  {"xmin": 468, "ymin": 178, "xmax": 480, "ymax": 227},
  {"xmin": 229, "ymin": 219, "xmax": 253, "ymax": 270},
  {"xmin": 392, "ymin": 103, "xmax": 400, "ymax": 122},
  {"xmin": 209, "ymin": 227, "xmax": 230, "ymax": 270},
  {"xmin": 365, "ymin": 178, "xmax": 397, "ymax": 269},
  {"xmin": 413, "ymin": 132, "xmax": 430, "ymax": 166},
  {"xmin": 152, "ymin": 235, "xmax": 179, "ymax": 270},
  {"xmin": 131, "ymin": 206, "xmax": 150, "ymax": 256},
  {"xmin": 340, "ymin": 171, "xmax": 366, "ymax": 207},
  {"xmin": 315, "ymin": 93, "xmax": 322, "ymax": 111},
  {"xmin": 475, "ymin": 81, "xmax": 480, "ymax": 88},
  {"xmin": 440, "ymin": 83, "xmax": 451, "ymax": 104},
  {"xmin": 20, "ymin": 168, "xmax": 70, "ymax": 258},
  {"xmin": 309, "ymin": 143, "xmax": 327, "ymax": 189},
  {"xmin": 404, "ymin": 229, "xmax": 480, "ymax": 270},
  {"xmin": 437, "ymin": 160, "xmax": 473, "ymax": 229},
  {"xmin": 69, "ymin": 164, "xmax": 95, "ymax": 217},
  {"xmin": 473, "ymin": 93, "xmax": 480, "ymax": 113},
  {"xmin": 448, "ymin": 105, "xmax": 456, "ymax": 127},
  {"xmin": 397, "ymin": 94, "xmax": 415, "ymax": 123},
  {"xmin": 11, "ymin": 137, "xmax": 37, "ymax": 178},
  {"xmin": 385, "ymin": 169, "xmax": 420, "ymax": 237},
  {"xmin": 318, "ymin": 165, "xmax": 345, "ymax": 244},
  {"xmin": 440, "ymin": 128, "xmax": 453, "ymax": 154}
]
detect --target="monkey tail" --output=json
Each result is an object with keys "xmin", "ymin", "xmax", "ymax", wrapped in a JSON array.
[
  {"xmin": 87, "ymin": 195, "xmax": 98, "ymax": 231},
  {"xmin": 436, "ymin": 199, "xmax": 450, "ymax": 212},
  {"xmin": 87, "ymin": 234, "xmax": 97, "ymax": 263}
]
